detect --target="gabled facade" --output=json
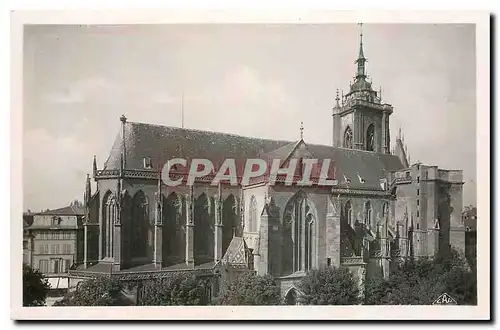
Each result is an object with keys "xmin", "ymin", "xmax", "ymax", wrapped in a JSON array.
[{"xmin": 24, "ymin": 202, "xmax": 85, "ymax": 276}]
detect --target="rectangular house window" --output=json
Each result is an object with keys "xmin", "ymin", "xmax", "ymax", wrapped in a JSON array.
[
  {"xmin": 38, "ymin": 260, "xmax": 49, "ymax": 273},
  {"xmin": 52, "ymin": 259, "xmax": 60, "ymax": 274},
  {"xmin": 63, "ymin": 259, "xmax": 70, "ymax": 272},
  {"xmin": 63, "ymin": 244, "xmax": 72, "ymax": 254}
]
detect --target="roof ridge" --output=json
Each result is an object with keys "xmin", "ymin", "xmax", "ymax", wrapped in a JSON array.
[
  {"xmin": 127, "ymin": 121, "xmax": 292, "ymax": 144},
  {"xmin": 127, "ymin": 121, "xmax": 400, "ymax": 153}
]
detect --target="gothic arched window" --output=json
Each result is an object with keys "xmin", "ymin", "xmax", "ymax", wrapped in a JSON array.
[
  {"xmin": 163, "ymin": 192, "xmax": 185, "ymax": 265},
  {"xmin": 194, "ymin": 193, "xmax": 213, "ymax": 262},
  {"xmin": 344, "ymin": 126, "xmax": 353, "ymax": 149},
  {"xmin": 382, "ymin": 202, "xmax": 389, "ymax": 219},
  {"xmin": 282, "ymin": 191, "xmax": 316, "ymax": 275},
  {"xmin": 131, "ymin": 191, "xmax": 148, "ymax": 259},
  {"xmin": 248, "ymin": 196, "xmax": 257, "ymax": 232},
  {"xmin": 366, "ymin": 124, "xmax": 375, "ymax": 151},
  {"xmin": 102, "ymin": 191, "xmax": 117, "ymax": 259},
  {"xmin": 364, "ymin": 201, "xmax": 373, "ymax": 228},
  {"xmin": 345, "ymin": 201, "xmax": 353, "ymax": 227}
]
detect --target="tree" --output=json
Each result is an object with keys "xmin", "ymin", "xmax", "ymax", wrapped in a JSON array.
[
  {"xmin": 214, "ymin": 271, "xmax": 281, "ymax": 305},
  {"xmin": 139, "ymin": 272, "xmax": 208, "ymax": 306},
  {"xmin": 364, "ymin": 249, "xmax": 477, "ymax": 305},
  {"xmin": 54, "ymin": 276, "xmax": 131, "ymax": 306},
  {"xmin": 298, "ymin": 266, "xmax": 360, "ymax": 305},
  {"xmin": 23, "ymin": 264, "xmax": 50, "ymax": 306}
]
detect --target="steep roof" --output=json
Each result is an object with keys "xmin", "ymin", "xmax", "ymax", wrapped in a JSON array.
[
  {"xmin": 103, "ymin": 122, "xmax": 405, "ymax": 190},
  {"xmin": 222, "ymin": 237, "xmax": 249, "ymax": 266},
  {"xmin": 104, "ymin": 122, "xmax": 289, "ymax": 173},
  {"xmin": 310, "ymin": 145, "xmax": 405, "ymax": 190},
  {"xmin": 23, "ymin": 213, "xmax": 34, "ymax": 228}
]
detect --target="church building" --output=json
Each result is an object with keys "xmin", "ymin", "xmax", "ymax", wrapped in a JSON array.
[{"xmin": 68, "ymin": 29, "xmax": 465, "ymax": 304}]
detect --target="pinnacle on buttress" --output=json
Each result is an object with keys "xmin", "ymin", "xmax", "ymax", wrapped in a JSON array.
[
  {"xmin": 84, "ymin": 173, "xmax": 91, "ymax": 204},
  {"xmin": 335, "ymin": 89, "xmax": 340, "ymax": 108},
  {"xmin": 92, "ymin": 155, "xmax": 97, "ymax": 177}
]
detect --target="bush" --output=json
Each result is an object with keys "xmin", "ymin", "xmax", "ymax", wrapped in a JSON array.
[
  {"xmin": 23, "ymin": 264, "xmax": 50, "ymax": 306},
  {"xmin": 54, "ymin": 277, "xmax": 129, "ymax": 306},
  {"xmin": 139, "ymin": 272, "xmax": 208, "ymax": 306},
  {"xmin": 298, "ymin": 267, "xmax": 360, "ymax": 305},
  {"xmin": 214, "ymin": 271, "xmax": 281, "ymax": 305},
  {"xmin": 363, "ymin": 275, "xmax": 390, "ymax": 305}
]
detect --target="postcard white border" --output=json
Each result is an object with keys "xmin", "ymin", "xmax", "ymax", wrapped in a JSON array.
[{"xmin": 10, "ymin": 9, "xmax": 490, "ymax": 320}]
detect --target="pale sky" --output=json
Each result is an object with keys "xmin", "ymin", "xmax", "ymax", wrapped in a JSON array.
[{"xmin": 23, "ymin": 24, "xmax": 476, "ymax": 212}]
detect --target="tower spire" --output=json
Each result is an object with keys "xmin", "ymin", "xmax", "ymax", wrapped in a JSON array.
[
  {"xmin": 355, "ymin": 23, "xmax": 367, "ymax": 79},
  {"xmin": 300, "ymin": 121, "xmax": 304, "ymax": 140},
  {"xmin": 335, "ymin": 89, "xmax": 340, "ymax": 107},
  {"xmin": 358, "ymin": 23, "xmax": 364, "ymax": 59}
]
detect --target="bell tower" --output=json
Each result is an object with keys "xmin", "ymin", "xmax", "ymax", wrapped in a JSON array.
[{"xmin": 332, "ymin": 24, "xmax": 393, "ymax": 154}]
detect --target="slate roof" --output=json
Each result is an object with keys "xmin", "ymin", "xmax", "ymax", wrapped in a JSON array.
[
  {"xmin": 74, "ymin": 261, "xmax": 216, "ymax": 273},
  {"xmin": 104, "ymin": 122, "xmax": 289, "ymax": 174},
  {"xmin": 103, "ymin": 122, "xmax": 405, "ymax": 190},
  {"xmin": 308, "ymin": 145, "xmax": 405, "ymax": 190},
  {"xmin": 23, "ymin": 213, "xmax": 34, "ymax": 228},
  {"xmin": 35, "ymin": 205, "xmax": 85, "ymax": 216},
  {"xmin": 222, "ymin": 237, "xmax": 249, "ymax": 266}
]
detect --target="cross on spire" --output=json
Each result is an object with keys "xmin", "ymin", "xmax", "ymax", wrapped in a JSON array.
[{"xmin": 300, "ymin": 121, "xmax": 304, "ymax": 140}]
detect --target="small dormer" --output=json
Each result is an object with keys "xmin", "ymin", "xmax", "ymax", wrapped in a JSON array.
[
  {"xmin": 143, "ymin": 157, "xmax": 153, "ymax": 169},
  {"xmin": 51, "ymin": 216, "xmax": 62, "ymax": 226}
]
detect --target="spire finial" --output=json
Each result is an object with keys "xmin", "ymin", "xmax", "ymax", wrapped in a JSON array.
[
  {"xmin": 120, "ymin": 114, "xmax": 127, "ymax": 124},
  {"xmin": 335, "ymin": 89, "xmax": 340, "ymax": 107},
  {"xmin": 357, "ymin": 23, "xmax": 365, "ymax": 60},
  {"xmin": 300, "ymin": 121, "xmax": 304, "ymax": 140},
  {"xmin": 92, "ymin": 155, "xmax": 97, "ymax": 177}
]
